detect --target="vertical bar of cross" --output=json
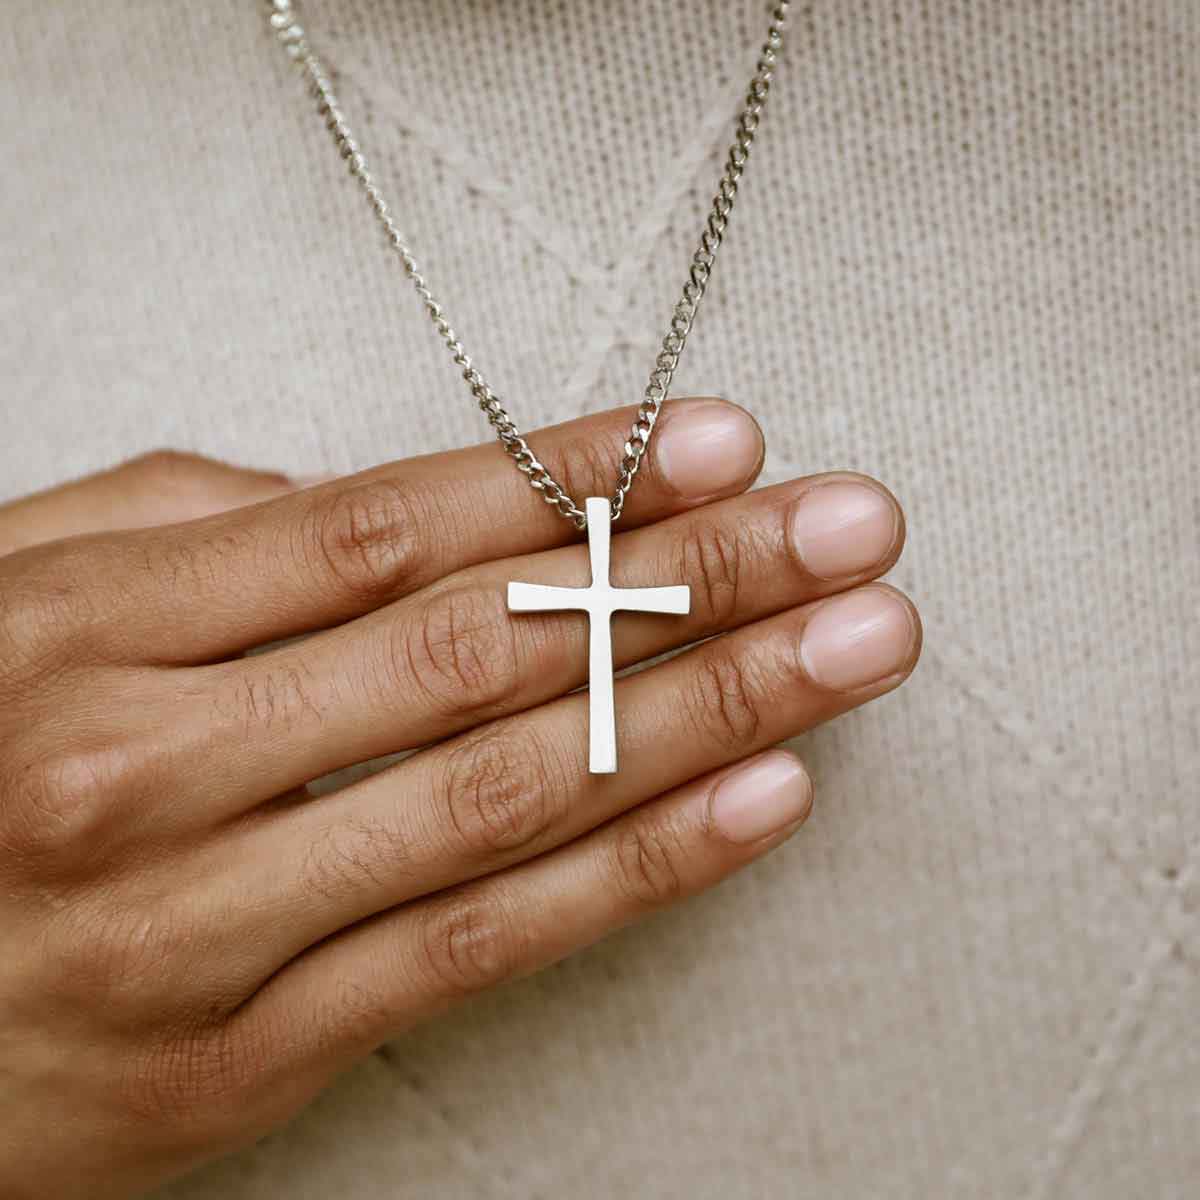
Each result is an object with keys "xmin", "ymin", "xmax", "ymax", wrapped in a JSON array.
[{"xmin": 584, "ymin": 498, "xmax": 617, "ymax": 773}]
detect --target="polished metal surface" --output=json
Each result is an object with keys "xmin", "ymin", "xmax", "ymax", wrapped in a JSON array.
[{"xmin": 507, "ymin": 497, "xmax": 690, "ymax": 772}]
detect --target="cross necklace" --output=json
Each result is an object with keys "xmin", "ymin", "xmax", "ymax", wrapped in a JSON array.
[
  {"xmin": 508, "ymin": 498, "xmax": 690, "ymax": 772},
  {"xmin": 266, "ymin": 0, "xmax": 790, "ymax": 771}
]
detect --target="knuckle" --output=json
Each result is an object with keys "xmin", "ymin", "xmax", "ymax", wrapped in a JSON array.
[
  {"xmin": 0, "ymin": 743, "xmax": 126, "ymax": 863},
  {"xmin": 399, "ymin": 584, "xmax": 522, "ymax": 722},
  {"xmin": 0, "ymin": 550, "xmax": 96, "ymax": 676},
  {"xmin": 212, "ymin": 660, "xmax": 321, "ymax": 737},
  {"xmin": 678, "ymin": 518, "xmax": 745, "ymax": 628},
  {"xmin": 315, "ymin": 977, "xmax": 395, "ymax": 1055},
  {"xmin": 128, "ymin": 448, "xmax": 208, "ymax": 487},
  {"xmin": 416, "ymin": 889, "xmax": 522, "ymax": 999},
  {"xmin": 311, "ymin": 479, "xmax": 426, "ymax": 604},
  {"xmin": 690, "ymin": 650, "xmax": 764, "ymax": 752},
  {"xmin": 300, "ymin": 812, "xmax": 408, "ymax": 904},
  {"xmin": 121, "ymin": 1023, "xmax": 254, "ymax": 1128},
  {"xmin": 610, "ymin": 820, "xmax": 685, "ymax": 907},
  {"xmin": 0, "ymin": 587, "xmax": 53, "ymax": 677},
  {"xmin": 546, "ymin": 432, "xmax": 621, "ymax": 505},
  {"xmin": 331, "ymin": 977, "xmax": 393, "ymax": 1034},
  {"xmin": 440, "ymin": 725, "xmax": 564, "ymax": 860},
  {"xmin": 48, "ymin": 895, "xmax": 205, "ymax": 1005}
]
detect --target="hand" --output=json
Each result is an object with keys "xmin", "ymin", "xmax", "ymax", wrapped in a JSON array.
[{"xmin": 0, "ymin": 399, "xmax": 920, "ymax": 1199}]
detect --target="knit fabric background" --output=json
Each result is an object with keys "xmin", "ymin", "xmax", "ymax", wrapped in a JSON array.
[{"xmin": 3, "ymin": 2, "xmax": 1198, "ymax": 1197}]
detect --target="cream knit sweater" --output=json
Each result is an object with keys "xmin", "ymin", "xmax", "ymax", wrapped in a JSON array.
[{"xmin": 3, "ymin": 3, "xmax": 1197, "ymax": 1197}]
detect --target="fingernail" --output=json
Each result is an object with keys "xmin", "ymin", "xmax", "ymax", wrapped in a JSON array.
[
  {"xmin": 290, "ymin": 472, "xmax": 339, "ymax": 489},
  {"xmin": 790, "ymin": 480, "xmax": 899, "ymax": 580},
  {"xmin": 709, "ymin": 750, "xmax": 813, "ymax": 843},
  {"xmin": 655, "ymin": 399, "xmax": 763, "ymax": 501},
  {"xmin": 800, "ymin": 588, "xmax": 917, "ymax": 692}
]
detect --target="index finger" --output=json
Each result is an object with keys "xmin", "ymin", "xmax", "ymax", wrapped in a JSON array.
[{"xmin": 13, "ymin": 397, "xmax": 763, "ymax": 665}]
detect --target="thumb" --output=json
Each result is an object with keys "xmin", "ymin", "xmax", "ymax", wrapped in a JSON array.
[{"xmin": 0, "ymin": 449, "xmax": 329, "ymax": 558}]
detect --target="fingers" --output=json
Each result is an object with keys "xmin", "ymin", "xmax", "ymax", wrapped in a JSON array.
[
  {"xmin": 0, "ymin": 450, "xmax": 297, "ymax": 558},
  {"xmin": 185, "ymin": 473, "xmax": 901, "ymax": 808},
  {"xmin": 216, "ymin": 583, "xmax": 919, "ymax": 971},
  {"xmin": 18, "ymin": 399, "xmax": 763, "ymax": 665},
  {"xmin": 233, "ymin": 749, "xmax": 814, "ymax": 1084}
]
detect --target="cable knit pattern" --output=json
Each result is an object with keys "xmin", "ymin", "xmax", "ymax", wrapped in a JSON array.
[{"xmin": 2, "ymin": 3, "xmax": 1197, "ymax": 1197}]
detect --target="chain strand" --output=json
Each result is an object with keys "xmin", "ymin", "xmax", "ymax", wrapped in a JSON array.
[{"xmin": 266, "ymin": 0, "xmax": 789, "ymax": 528}]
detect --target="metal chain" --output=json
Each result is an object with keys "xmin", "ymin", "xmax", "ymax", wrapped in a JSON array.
[{"xmin": 265, "ymin": 0, "xmax": 789, "ymax": 528}]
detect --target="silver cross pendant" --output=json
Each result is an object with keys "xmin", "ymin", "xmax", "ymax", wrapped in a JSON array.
[{"xmin": 507, "ymin": 497, "xmax": 691, "ymax": 773}]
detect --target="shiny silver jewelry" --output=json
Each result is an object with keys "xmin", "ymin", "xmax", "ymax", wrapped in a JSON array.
[
  {"xmin": 265, "ymin": 1, "xmax": 788, "ymax": 771},
  {"xmin": 265, "ymin": 0, "xmax": 789, "ymax": 528},
  {"xmin": 509, "ymin": 498, "xmax": 691, "ymax": 772}
]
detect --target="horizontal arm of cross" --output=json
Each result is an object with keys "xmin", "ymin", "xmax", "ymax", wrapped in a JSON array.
[
  {"xmin": 611, "ymin": 585, "xmax": 690, "ymax": 615},
  {"xmin": 506, "ymin": 581, "xmax": 588, "ymax": 612},
  {"xmin": 507, "ymin": 581, "xmax": 690, "ymax": 617}
]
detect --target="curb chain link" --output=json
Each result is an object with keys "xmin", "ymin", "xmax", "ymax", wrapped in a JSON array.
[{"xmin": 265, "ymin": 0, "xmax": 789, "ymax": 528}]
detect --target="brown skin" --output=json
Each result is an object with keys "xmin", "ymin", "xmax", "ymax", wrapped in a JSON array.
[{"xmin": 0, "ymin": 400, "xmax": 920, "ymax": 1199}]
